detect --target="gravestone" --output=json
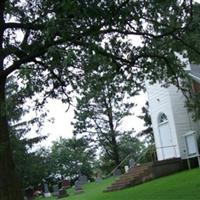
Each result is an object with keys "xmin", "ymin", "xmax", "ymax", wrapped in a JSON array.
[
  {"xmin": 52, "ymin": 184, "xmax": 59, "ymax": 196},
  {"xmin": 95, "ymin": 176, "xmax": 102, "ymax": 183},
  {"xmin": 124, "ymin": 165, "xmax": 129, "ymax": 173},
  {"xmin": 62, "ymin": 179, "xmax": 70, "ymax": 189},
  {"xmin": 113, "ymin": 169, "xmax": 121, "ymax": 176},
  {"xmin": 44, "ymin": 183, "xmax": 51, "ymax": 197},
  {"xmin": 24, "ymin": 186, "xmax": 34, "ymax": 200},
  {"xmin": 58, "ymin": 180, "xmax": 62, "ymax": 189},
  {"xmin": 95, "ymin": 170, "xmax": 102, "ymax": 183},
  {"xmin": 57, "ymin": 188, "xmax": 69, "ymax": 199},
  {"xmin": 78, "ymin": 175, "xmax": 88, "ymax": 185},
  {"xmin": 74, "ymin": 181, "xmax": 84, "ymax": 194},
  {"xmin": 129, "ymin": 159, "xmax": 135, "ymax": 168}
]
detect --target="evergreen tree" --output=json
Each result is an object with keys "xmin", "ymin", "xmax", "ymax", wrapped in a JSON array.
[
  {"xmin": 0, "ymin": 1, "xmax": 197, "ymax": 199},
  {"xmin": 137, "ymin": 101, "xmax": 154, "ymax": 145},
  {"xmin": 73, "ymin": 60, "xmax": 137, "ymax": 167}
]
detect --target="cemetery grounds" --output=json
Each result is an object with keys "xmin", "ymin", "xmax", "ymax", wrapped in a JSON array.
[{"xmin": 37, "ymin": 168, "xmax": 200, "ymax": 200}]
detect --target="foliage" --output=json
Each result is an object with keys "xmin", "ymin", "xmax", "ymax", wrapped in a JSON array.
[
  {"xmin": 2, "ymin": 0, "xmax": 197, "ymax": 110},
  {"xmin": 98, "ymin": 134, "xmax": 144, "ymax": 175},
  {"xmin": 173, "ymin": 2, "xmax": 200, "ymax": 64},
  {"xmin": 50, "ymin": 137, "xmax": 95, "ymax": 181},
  {"xmin": 186, "ymin": 93, "xmax": 200, "ymax": 121},
  {"xmin": 7, "ymin": 74, "xmax": 49, "ymax": 189},
  {"xmin": 73, "ymin": 62, "xmax": 137, "ymax": 166},
  {"xmin": 118, "ymin": 134, "xmax": 144, "ymax": 160},
  {"xmin": 11, "ymin": 132, "xmax": 50, "ymax": 188},
  {"xmin": 137, "ymin": 101, "xmax": 154, "ymax": 145},
  {"xmin": 17, "ymin": 148, "xmax": 51, "ymax": 188}
]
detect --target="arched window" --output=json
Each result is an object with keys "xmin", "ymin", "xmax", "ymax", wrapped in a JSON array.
[{"xmin": 158, "ymin": 113, "xmax": 168, "ymax": 124}]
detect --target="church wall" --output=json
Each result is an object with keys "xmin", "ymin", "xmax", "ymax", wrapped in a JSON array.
[
  {"xmin": 168, "ymin": 86, "xmax": 200, "ymax": 159},
  {"xmin": 146, "ymin": 83, "xmax": 180, "ymax": 160}
]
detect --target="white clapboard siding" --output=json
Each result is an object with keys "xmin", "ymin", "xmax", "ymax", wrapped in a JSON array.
[
  {"xmin": 168, "ymin": 86, "xmax": 200, "ymax": 159},
  {"xmin": 146, "ymin": 83, "xmax": 180, "ymax": 160},
  {"xmin": 147, "ymin": 82, "xmax": 200, "ymax": 160}
]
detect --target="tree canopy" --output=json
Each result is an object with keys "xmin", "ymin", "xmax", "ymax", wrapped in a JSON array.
[
  {"xmin": 50, "ymin": 137, "xmax": 95, "ymax": 181},
  {"xmin": 0, "ymin": 1, "xmax": 199, "ymax": 199},
  {"xmin": 73, "ymin": 57, "xmax": 138, "ymax": 166}
]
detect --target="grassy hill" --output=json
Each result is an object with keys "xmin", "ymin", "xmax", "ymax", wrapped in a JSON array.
[{"xmin": 38, "ymin": 168, "xmax": 200, "ymax": 200}]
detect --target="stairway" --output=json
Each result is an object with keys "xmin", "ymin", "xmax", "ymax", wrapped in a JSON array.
[
  {"xmin": 104, "ymin": 158, "xmax": 186, "ymax": 192},
  {"xmin": 104, "ymin": 162, "xmax": 153, "ymax": 192}
]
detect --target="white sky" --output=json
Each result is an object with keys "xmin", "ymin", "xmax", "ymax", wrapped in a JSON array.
[{"xmin": 30, "ymin": 92, "xmax": 147, "ymax": 148}]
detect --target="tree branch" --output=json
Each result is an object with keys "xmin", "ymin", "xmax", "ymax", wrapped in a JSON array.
[
  {"xmin": 33, "ymin": 60, "xmax": 72, "ymax": 109},
  {"xmin": 173, "ymin": 34, "xmax": 200, "ymax": 56},
  {"xmin": 4, "ymin": 22, "xmax": 44, "ymax": 31},
  {"xmin": 2, "ymin": 38, "xmax": 65, "ymax": 77}
]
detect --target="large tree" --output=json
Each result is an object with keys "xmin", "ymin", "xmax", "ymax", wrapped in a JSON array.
[
  {"xmin": 0, "ymin": 1, "xmax": 197, "ymax": 199},
  {"xmin": 73, "ymin": 68, "xmax": 136, "ymax": 166},
  {"xmin": 72, "ymin": 48, "xmax": 142, "ymax": 166},
  {"xmin": 50, "ymin": 137, "xmax": 95, "ymax": 181}
]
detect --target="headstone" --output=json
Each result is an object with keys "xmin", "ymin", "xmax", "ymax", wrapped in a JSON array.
[
  {"xmin": 74, "ymin": 181, "xmax": 84, "ymax": 194},
  {"xmin": 62, "ymin": 179, "xmax": 70, "ymax": 189},
  {"xmin": 129, "ymin": 159, "xmax": 135, "ymax": 168},
  {"xmin": 124, "ymin": 165, "xmax": 129, "ymax": 173},
  {"xmin": 33, "ymin": 190, "xmax": 42, "ymax": 198},
  {"xmin": 52, "ymin": 184, "xmax": 59, "ymax": 196},
  {"xmin": 58, "ymin": 181, "xmax": 62, "ymax": 189},
  {"xmin": 24, "ymin": 186, "xmax": 34, "ymax": 200},
  {"xmin": 95, "ymin": 177, "xmax": 102, "ymax": 183},
  {"xmin": 44, "ymin": 183, "xmax": 51, "ymax": 197},
  {"xmin": 113, "ymin": 169, "xmax": 121, "ymax": 176},
  {"xmin": 95, "ymin": 170, "xmax": 102, "ymax": 183},
  {"xmin": 78, "ymin": 175, "xmax": 88, "ymax": 185},
  {"xmin": 57, "ymin": 188, "xmax": 69, "ymax": 199}
]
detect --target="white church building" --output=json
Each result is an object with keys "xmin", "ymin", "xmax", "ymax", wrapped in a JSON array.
[{"xmin": 146, "ymin": 64, "xmax": 200, "ymax": 161}]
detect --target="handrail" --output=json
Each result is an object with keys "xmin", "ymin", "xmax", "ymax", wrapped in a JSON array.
[
  {"xmin": 106, "ymin": 153, "xmax": 133, "ymax": 178},
  {"xmin": 106, "ymin": 145, "xmax": 155, "ymax": 178},
  {"xmin": 106, "ymin": 144, "xmax": 178, "ymax": 178},
  {"xmin": 132, "ymin": 145, "xmax": 155, "ymax": 165}
]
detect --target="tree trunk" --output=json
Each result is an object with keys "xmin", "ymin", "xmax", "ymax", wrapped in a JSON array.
[
  {"xmin": 0, "ymin": 77, "xmax": 23, "ymax": 200},
  {"xmin": 105, "ymin": 96, "xmax": 121, "ymax": 166},
  {"xmin": 111, "ymin": 134, "xmax": 120, "ymax": 166}
]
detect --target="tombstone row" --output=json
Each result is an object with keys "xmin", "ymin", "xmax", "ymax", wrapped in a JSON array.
[
  {"xmin": 44, "ymin": 180, "xmax": 70, "ymax": 198},
  {"xmin": 24, "ymin": 175, "xmax": 90, "ymax": 199},
  {"xmin": 24, "ymin": 179, "xmax": 71, "ymax": 200}
]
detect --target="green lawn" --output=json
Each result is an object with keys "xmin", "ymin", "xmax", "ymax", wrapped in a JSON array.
[{"xmin": 37, "ymin": 168, "xmax": 200, "ymax": 200}]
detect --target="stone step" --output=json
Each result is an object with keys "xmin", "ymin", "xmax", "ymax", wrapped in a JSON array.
[
  {"xmin": 115, "ymin": 171, "xmax": 148, "ymax": 183},
  {"xmin": 113, "ymin": 171, "xmax": 151, "ymax": 185},
  {"xmin": 105, "ymin": 159, "xmax": 186, "ymax": 192},
  {"xmin": 128, "ymin": 164, "xmax": 151, "ymax": 173},
  {"xmin": 104, "ymin": 163, "xmax": 153, "ymax": 192},
  {"xmin": 124, "ymin": 169, "xmax": 148, "ymax": 177},
  {"xmin": 106, "ymin": 173, "xmax": 154, "ymax": 192}
]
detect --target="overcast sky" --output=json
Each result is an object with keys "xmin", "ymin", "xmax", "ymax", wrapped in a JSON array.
[{"xmin": 29, "ymin": 92, "xmax": 147, "ymax": 148}]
